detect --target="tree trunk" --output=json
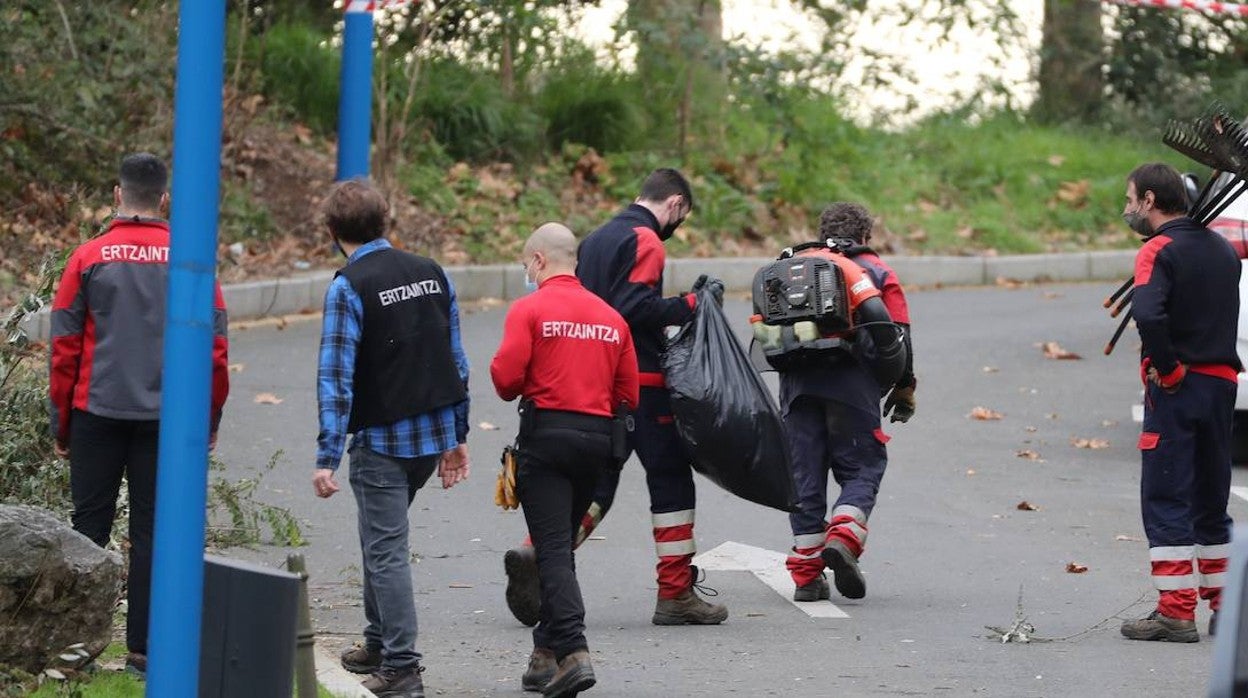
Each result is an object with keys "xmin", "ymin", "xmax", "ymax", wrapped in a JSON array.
[
  {"xmin": 1035, "ymin": 0, "xmax": 1104, "ymax": 124},
  {"xmin": 629, "ymin": 0, "xmax": 724, "ymax": 159}
]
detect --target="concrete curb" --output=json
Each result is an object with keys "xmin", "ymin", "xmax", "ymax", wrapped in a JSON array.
[
  {"xmin": 17, "ymin": 251, "xmax": 1136, "ymax": 342},
  {"xmin": 314, "ymin": 646, "xmax": 376, "ymax": 698}
]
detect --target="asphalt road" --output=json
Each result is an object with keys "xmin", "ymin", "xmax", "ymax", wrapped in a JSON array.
[{"xmin": 213, "ymin": 282, "xmax": 1237, "ymax": 697}]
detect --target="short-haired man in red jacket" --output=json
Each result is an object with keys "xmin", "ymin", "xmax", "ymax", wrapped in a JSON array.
[{"xmin": 49, "ymin": 153, "xmax": 230, "ymax": 676}]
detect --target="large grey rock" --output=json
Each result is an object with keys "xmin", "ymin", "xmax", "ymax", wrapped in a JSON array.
[{"xmin": 0, "ymin": 505, "xmax": 123, "ymax": 674}]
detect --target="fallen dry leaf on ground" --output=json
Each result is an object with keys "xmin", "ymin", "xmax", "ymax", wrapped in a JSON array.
[
  {"xmin": 982, "ymin": 366, "xmax": 1000, "ymax": 373},
  {"xmin": 966, "ymin": 468, "xmax": 977, "ymax": 476},
  {"xmin": 1042, "ymin": 291, "xmax": 1064, "ymax": 300},
  {"xmin": 1101, "ymin": 419, "xmax": 1118, "ymax": 428},
  {"xmin": 1024, "ymin": 426, "xmax": 1037, "ymax": 433},
  {"xmin": 478, "ymin": 421, "xmax": 499, "ymax": 431},
  {"xmin": 228, "ymin": 363, "xmax": 246, "ymax": 373},
  {"xmin": 995, "ymin": 276, "xmax": 1025, "ymax": 289},
  {"xmin": 448, "ymin": 583, "xmax": 473, "ymax": 589},
  {"xmin": 1071, "ymin": 437, "xmax": 1110, "ymax": 449},
  {"xmin": 254, "ymin": 392, "xmax": 284, "ymax": 405},
  {"xmin": 1114, "ymin": 534, "xmax": 1143, "ymax": 542},
  {"xmin": 1040, "ymin": 341, "xmax": 1082, "ymax": 360},
  {"xmin": 1017, "ymin": 501, "xmax": 1040, "ymax": 511},
  {"xmin": 1065, "ymin": 562, "xmax": 1089, "ymax": 574},
  {"xmin": 970, "ymin": 407, "xmax": 1004, "ymax": 421},
  {"xmin": 1016, "ymin": 449, "xmax": 1041, "ymax": 460}
]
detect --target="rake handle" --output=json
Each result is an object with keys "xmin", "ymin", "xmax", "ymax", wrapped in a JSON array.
[
  {"xmin": 1104, "ymin": 305, "xmax": 1133, "ymax": 356},
  {"xmin": 1103, "ymin": 276, "xmax": 1133, "ymax": 308},
  {"xmin": 1110, "ymin": 288, "xmax": 1134, "ymax": 318}
]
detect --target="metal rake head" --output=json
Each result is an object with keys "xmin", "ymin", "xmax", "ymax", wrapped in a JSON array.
[
  {"xmin": 1194, "ymin": 102, "xmax": 1248, "ymax": 179},
  {"xmin": 1163, "ymin": 119, "xmax": 1227, "ymax": 171}
]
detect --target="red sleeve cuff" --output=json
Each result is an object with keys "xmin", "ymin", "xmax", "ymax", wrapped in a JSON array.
[{"xmin": 685, "ymin": 293, "xmax": 696, "ymax": 310}]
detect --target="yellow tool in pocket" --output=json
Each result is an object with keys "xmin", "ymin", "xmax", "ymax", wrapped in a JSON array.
[{"xmin": 495, "ymin": 446, "xmax": 519, "ymax": 510}]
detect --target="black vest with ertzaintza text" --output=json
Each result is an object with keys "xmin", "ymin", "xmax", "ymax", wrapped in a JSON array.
[{"xmin": 336, "ymin": 247, "xmax": 466, "ymax": 432}]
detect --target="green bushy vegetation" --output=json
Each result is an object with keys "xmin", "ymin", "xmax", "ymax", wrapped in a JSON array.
[{"xmin": 2, "ymin": 0, "xmax": 1238, "ymax": 288}]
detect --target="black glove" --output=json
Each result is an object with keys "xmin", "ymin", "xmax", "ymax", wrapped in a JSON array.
[
  {"xmin": 882, "ymin": 384, "xmax": 916, "ymax": 423},
  {"xmin": 690, "ymin": 274, "xmax": 725, "ymax": 306}
]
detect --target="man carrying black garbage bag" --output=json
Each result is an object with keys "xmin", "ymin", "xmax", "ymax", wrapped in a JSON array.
[
  {"xmin": 491, "ymin": 223, "xmax": 638, "ymax": 696},
  {"xmin": 502, "ymin": 168, "xmax": 730, "ymax": 628},
  {"xmin": 750, "ymin": 235, "xmax": 907, "ymax": 603}
]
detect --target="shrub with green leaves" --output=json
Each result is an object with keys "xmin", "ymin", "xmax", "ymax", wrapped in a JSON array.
[{"xmin": 259, "ymin": 23, "xmax": 341, "ymax": 134}]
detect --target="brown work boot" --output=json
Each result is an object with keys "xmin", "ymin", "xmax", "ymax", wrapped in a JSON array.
[
  {"xmin": 821, "ymin": 539, "xmax": 866, "ymax": 600},
  {"xmin": 542, "ymin": 649, "xmax": 595, "ymax": 698},
  {"xmin": 652, "ymin": 588, "xmax": 729, "ymax": 625},
  {"xmin": 1120, "ymin": 610, "xmax": 1199, "ymax": 643},
  {"xmin": 362, "ymin": 665, "xmax": 426, "ymax": 698},
  {"xmin": 793, "ymin": 573, "xmax": 831, "ymax": 602},
  {"xmin": 521, "ymin": 648, "xmax": 557, "ymax": 692},
  {"xmin": 340, "ymin": 642, "xmax": 382, "ymax": 674},
  {"xmin": 124, "ymin": 653, "xmax": 146, "ymax": 679},
  {"xmin": 505, "ymin": 545, "xmax": 541, "ymax": 627}
]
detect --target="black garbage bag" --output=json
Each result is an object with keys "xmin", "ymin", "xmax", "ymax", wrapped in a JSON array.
[{"xmin": 661, "ymin": 288, "xmax": 798, "ymax": 513}]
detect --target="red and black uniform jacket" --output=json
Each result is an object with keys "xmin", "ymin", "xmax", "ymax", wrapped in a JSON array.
[
  {"xmin": 576, "ymin": 204, "xmax": 695, "ymax": 387},
  {"xmin": 49, "ymin": 218, "xmax": 230, "ymax": 447},
  {"xmin": 491, "ymin": 274, "xmax": 639, "ymax": 415},
  {"xmin": 1133, "ymin": 216, "xmax": 1243, "ymax": 384}
]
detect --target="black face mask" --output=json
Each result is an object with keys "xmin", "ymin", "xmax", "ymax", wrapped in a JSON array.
[{"xmin": 659, "ymin": 215, "xmax": 685, "ymax": 241}]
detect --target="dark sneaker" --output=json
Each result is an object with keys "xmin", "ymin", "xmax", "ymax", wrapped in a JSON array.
[
  {"xmin": 505, "ymin": 546, "xmax": 541, "ymax": 627},
  {"xmin": 340, "ymin": 643, "xmax": 382, "ymax": 674},
  {"xmin": 542, "ymin": 650, "xmax": 595, "ymax": 698},
  {"xmin": 362, "ymin": 665, "xmax": 426, "ymax": 698},
  {"xmin": 1210, "ymin": 611, "xmax": 1220, "ymax": 637},
  {"xmin": 793, "ymin": 573, "xmax": 831, "ymax": 602},
  {"xmin": 821, "ymin": 539, "xmax": 866, "ymax": 600},
  {"xmin": 1120, "ymin": 610, "xmax": 1199, "ymax": 643},
  {"xmin": 652, "ymin": 589, "xmax": 729, "ymax": 625},
  {"xmin": 522, "ymin": 647, "xmax": 556, "ymax": 692},
  {"xmin": 124, "ymin": 653, "xmax": 146, "ymax": 679}
]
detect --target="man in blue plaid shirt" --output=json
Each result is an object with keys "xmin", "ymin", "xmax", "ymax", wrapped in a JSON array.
[{"xmin": 312, "ymin": 180, "xmax": 471, "ymax": 698}]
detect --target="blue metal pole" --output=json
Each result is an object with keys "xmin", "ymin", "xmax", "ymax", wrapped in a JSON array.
[
  {"xmin": 147, "ymin": 0, "xmax": 226, "ymax": 694},
  {"xmin": 337, "ymin": 7, "xmax": 375, "ymax": 180}
]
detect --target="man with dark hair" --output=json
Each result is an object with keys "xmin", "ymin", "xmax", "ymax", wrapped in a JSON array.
[
  {"xmin": 50, "ymin": 152, "xmax": 230, "ymax": 677},
  {"xmin": 502, "ymin": 168, "xmax": 728, "ymax": 628},
  {"xmin": 1118, "ymin": 162, "xmax": 1242, "ymax": 643},
  {"xmin": 313, "ymin": 179, "xmax": 471, "ymax": 698},
  {"xmin": 777, "ymin": 201, "xmax": 916, "ymax": 603}
]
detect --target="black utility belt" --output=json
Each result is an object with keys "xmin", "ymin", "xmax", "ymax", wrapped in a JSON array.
[{"xmin": 529, "ymin": 408, "xmax": 613, "ymax": 434}]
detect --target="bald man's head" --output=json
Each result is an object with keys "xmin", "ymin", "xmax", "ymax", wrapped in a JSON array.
[{"xmin": 523, "ymin": 222, "xmax": 577, "ymax": 284}]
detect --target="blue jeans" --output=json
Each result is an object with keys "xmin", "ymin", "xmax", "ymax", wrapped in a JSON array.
[{"xmin": 348, "ymin": 444, "xmax": 438, "ymax": 670}]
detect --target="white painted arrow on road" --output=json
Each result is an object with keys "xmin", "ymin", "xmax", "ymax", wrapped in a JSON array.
[{"xmin": 694, "ymin": 541, "xmax": 850, "ymax": 619}]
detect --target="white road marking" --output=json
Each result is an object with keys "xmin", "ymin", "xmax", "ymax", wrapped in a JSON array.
[
  {"xmin": 694, "ymin": 541, "xmax": 850, "ymax": 619},
  {"xmin": 1230, "ymin": 486, "xmax": 1248, "ymax": 504}
]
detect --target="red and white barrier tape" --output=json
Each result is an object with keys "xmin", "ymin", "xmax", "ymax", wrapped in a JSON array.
[
  {"xmin": 345, "ymin": 0, "xmax": 411, "ymax": 14},
  {"xmin": 1103, "ymin": 0, "xmax": 1248, "ymax": 17}
]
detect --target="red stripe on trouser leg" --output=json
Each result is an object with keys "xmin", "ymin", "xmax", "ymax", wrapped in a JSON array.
[
  {"xmin": 654, "ymin": 522, "xmax": 695, "ymax": 599},
  {"xmin": 786, "ymin": 545, "xmax": 825, "ymax": 587},
  {"xmin": 573, "ymin": 505, "xmax": 604, "ymax": 549},
  {"xmin": 825, "ymin": 515, "xmax": 866, "ymax": 558},
  {"xmin": 657, "ymin": 555, "xmax": 693, "ymax": 599},
  {"xmin": 521, "ymin": 534, "xmax": 532, "ymax": 547},
  {"xmin": 1157, "ymin": 589, "xmax": 1198, "ymax": 620},
  {"xmin": 1199, "ymin": 557, "xmax": 1229, "ymax": 611},
  {"xmin": 1152, "ymin": 558, "xmax": 1196, "ymax": 620}
]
